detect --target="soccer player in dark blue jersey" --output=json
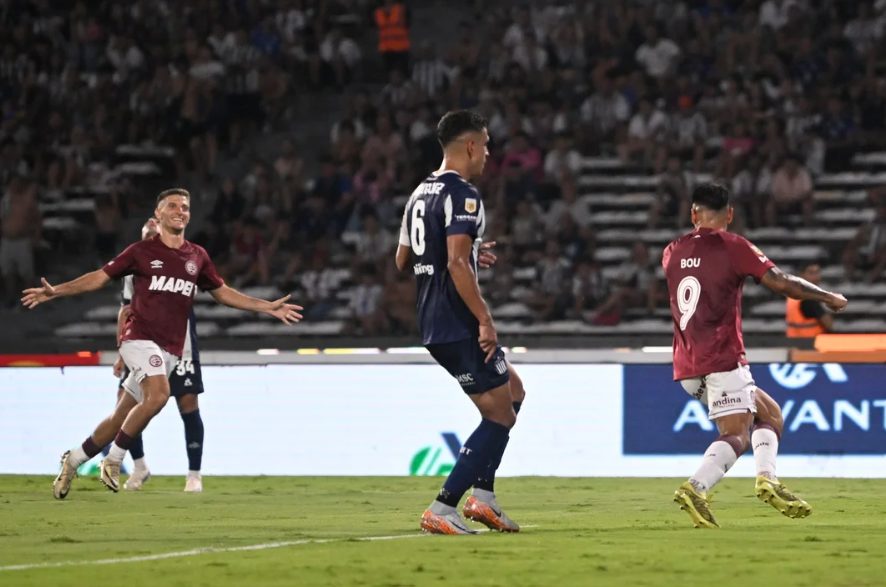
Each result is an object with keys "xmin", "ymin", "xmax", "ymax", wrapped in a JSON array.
[{"xmin": 396, "ymin": 110, "xmax": 526, "ymax": 534}]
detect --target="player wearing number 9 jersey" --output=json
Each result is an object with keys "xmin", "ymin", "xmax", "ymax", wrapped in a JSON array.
[
  {"xmin": 664, "ymin": 183, "xmax": 847, "ymax": 528},
  {"xmin": 396, "ymin": 110, "xmax": 526, "ymax": 535}
]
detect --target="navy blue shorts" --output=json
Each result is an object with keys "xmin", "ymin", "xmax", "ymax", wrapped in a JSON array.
[
  {"xmin": 426, "ymin": 339, "xmax": 510, "ymax": 394},
  {"xmin": 118, "ymin": 358, "xmax": 204, "ymax": 398},
  {"xmin": 168, "ymin": 358, "xmax": 205, "ymax": 397}
]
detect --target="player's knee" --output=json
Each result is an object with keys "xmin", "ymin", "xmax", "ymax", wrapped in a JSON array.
[{"xmin": 718, "ymin": 432, "xmax": 750, "ymax": 456}]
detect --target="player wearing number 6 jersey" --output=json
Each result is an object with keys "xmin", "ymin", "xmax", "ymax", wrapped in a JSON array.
[
  {"xmin": 396, "ymin": 110, "xmax": 526, "ymax": 534},
  {"xmin": 112, "ymin": 218, "xmax": 207, "ymax": 493},
  {"xmin": 663, "ymin": 183, "xmax": 847, "ymax": 528}
]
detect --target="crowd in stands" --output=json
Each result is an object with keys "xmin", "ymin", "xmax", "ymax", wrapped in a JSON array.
[{"xmin": 3, "ymin": 0, "xmax": 886, "ymax": 337}]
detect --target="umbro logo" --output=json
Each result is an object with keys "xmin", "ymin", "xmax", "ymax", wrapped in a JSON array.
[{"xmin": 150, "ymin": 260, "xmax": 164, "ymax": 270}]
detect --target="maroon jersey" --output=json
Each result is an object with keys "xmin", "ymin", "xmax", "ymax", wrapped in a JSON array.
[
  {"xmin": 662, "ymin": 227, "xmax": 774, "ymax": 380},
  {"xmin": 103, "ymin": 236, "xmax": 224, "ymax": 356}
]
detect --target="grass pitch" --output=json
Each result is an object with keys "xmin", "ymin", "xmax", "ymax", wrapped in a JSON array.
[{"xmin": 1, "ymin": 475, "xmax": 885, "ymax": 586}]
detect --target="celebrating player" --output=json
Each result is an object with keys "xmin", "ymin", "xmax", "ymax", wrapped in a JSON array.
[
  {"xmin": 663, "ymin": 183, "xmax": 847, "ymax": 528},
  {"xmin": 111, "ymin": 217, "xmax": 208, "ymax": 493},
  {"xmin": 22, "ymin": 188, "xmax": 303, "ymax": 499},
  {"xmin": 396, "ymin": 110, "xmax": 526, "ymax": 534}
]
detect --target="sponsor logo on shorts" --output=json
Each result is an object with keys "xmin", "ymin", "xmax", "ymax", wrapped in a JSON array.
[
  {"xmin": 711, "ymin": 393, "xmax": 743, "ymax": 409},
  {"xmin": 455, "ymin": 373, "xmax": 474, "ymax": 387},
  {"xmin": 148, "ymin": 355, "xmax": 162, "ymax": 368},
  {"xmin": 185, "ymin": 260, "xmax": 198, "ymax": 276}
]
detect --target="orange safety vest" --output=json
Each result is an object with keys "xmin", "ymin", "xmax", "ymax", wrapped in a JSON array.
[
  {"xmin": 375, "ymin": 4, "xmax": 410, "ymax": 53},
  {"xmin": 785, "ymin": 298, "xmax": 825, "ymax": 338}
]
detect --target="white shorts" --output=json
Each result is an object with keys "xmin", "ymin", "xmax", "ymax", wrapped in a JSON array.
[
  {"xmin": 120, "ymin": 340, "xmax": 178, "ymax": 403},
  {"xmin": 680, "ymin": 364, "xmax": 757, "ymax": 420}
]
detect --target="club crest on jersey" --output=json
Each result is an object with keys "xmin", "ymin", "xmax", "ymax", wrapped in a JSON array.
[
  {"xmin": 150, "ymin": 259, "xmax": 164, "ymax": 270},
  {"xmin": 464, "ymin": 198, "xmax": 477, "ymax": 213},
  {"xmin": 185, "ymin": 260, "xmax": 198, "ymax": 276}
]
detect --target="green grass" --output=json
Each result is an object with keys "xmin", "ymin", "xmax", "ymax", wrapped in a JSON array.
[{"xmin": 1, "ymin": 476, "xmax": 885, "ymax": 586}]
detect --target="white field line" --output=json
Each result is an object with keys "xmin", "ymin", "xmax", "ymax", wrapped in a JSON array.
[{"xmin": 0, "ymin": 526, "xmax": 536, "ymax": 572}]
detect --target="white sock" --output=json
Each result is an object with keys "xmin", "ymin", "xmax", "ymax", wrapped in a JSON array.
[
  {"xmin": 690, "ymin": 440, "xmax": 739, "ymax": 493},
  {"xmin": 471, "ymin": 488, "xmax": 495, "ymax": 502},
  {"xmin": 752, "ymin": 427, "xmax": 779, "ymax": 481},
  {"xmin": 133, "ymin": 457, "xmax": 148, "ymax": 471},
  {"xmin": 188, "ymin": 470, "xmax": 201, "ymax": 478},
  {"xmin": 107, "ymin": 442, "xmax": 127, "ymax": 464},
  {"xmin": 69, "ymin": 446, "xmax": 89, "ymax": 467}
]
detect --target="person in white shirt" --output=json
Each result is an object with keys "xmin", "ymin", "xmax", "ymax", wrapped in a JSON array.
[
  {"xmin": 619, "ymin": 98, "xmax": 669, "ymax": 170},
  {"xmin": 634, "ymin": 26, "xmax": 681, "ymax": 79}
]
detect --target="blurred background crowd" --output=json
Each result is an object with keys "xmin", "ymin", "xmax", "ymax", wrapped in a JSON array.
[{"xmin": 2, "ymin": 0, "xmax": 886, "ymax": 347}]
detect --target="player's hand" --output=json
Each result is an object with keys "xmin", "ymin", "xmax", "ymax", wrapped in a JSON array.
[
  {"xmin": 112, "ymin": 356, "xmax": 126, "ymax": 378},
  {"xmin": 826, "ymin": 293, "xmax": 848, "ymax": 313},
  {"xmin": 267, "ymin": 294, "xmax": 304, "ymax": 324},
  {"xmin": 478, "ymin": 241, "xmax": 498, "ymax": 268},
  {"xmin": 21, "ymin": 277, "xmax": 57, "ymax": 309},
  {"xmin": 478, "ymin": 322, "xmax": 498, "ymax": 363}
]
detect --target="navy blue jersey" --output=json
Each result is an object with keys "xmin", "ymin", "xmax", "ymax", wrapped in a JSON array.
[{"xmin": 399, "ymin": 170, "xmax": 486, "ymax": 345}]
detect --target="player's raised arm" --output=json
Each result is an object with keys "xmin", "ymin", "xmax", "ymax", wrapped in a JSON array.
[
  {"xmin": 760, "ymin": 266, "xmax": 848, "ymax": 312},
  {"xmin": 209, "ymin": 284, "xmax": 304, "ymax": 324},
  {"xmin": 21, "ymin": 270, "xmax": 111, "ymax": 309},
  {"xmin": 447, "ymin": 233, "xmax": 496, "ymax": 361}
]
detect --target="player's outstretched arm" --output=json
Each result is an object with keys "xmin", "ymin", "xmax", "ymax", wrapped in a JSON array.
[
  {"xmin": 21, "ymin": 270, "xmax": 111, "ymax": 309},
  {"xmin": 447, "ymin": 234, "xmax": 497, "ymax": 362},
  {"xmin": 209, "ymin": 284, "xmax": 304, "ymax": 324},
  {"xmin": 760, "ymin": 267, "xmax": 848, "ymax": 312}
]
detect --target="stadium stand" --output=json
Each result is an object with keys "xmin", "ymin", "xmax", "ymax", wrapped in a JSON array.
[{"xmin": 3, "ymin": 0, "xmax": 886, "ymax": 350}]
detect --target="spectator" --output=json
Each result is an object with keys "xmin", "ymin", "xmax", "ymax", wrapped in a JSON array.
[
  {"xmin": 767, "ymin": 154, "xmax": 814, "ymax": 225},
  {"xmin": 528, "ymin": 239, "xmax": 572, "ymax": 321},
  {"xmin": 543, "ymin": 132, "xmax": 582, "ymax": 182},
  {"xmin": 731, "ymin": 155, "xmax": 771, "ymax": 230},
  {"xmin": 572, "ymin": 256, "xmax": 609, "ymax": 321},
  {"xmin": 619, "ymin": 98, "xmax": 669, "ymax": 170},
  {"xmin": 649, "ymin": 155, "xmax": 693, "ymax": 229},
  {"xmin": 0, "ymin": 177, "xmax": 40, "ymax": 305},
  {"xmin": 670, "ymin": 95, "xmax": 708, "ymax": 171},
  {"xmin": 320, "ymin": 27, "xmax": 362, "ymax": 88},
  {"xmin": 349, "ymin": 263, "xmax": 385, "ymax": 335},
  {"xmin": 544, "ymin": 175, "xmax": 591, "ymax": 231},
  {"xmin": 93, "ymin": 192, "xmax": 122, "ymax": 262},
  {"xmin": 785, "ymin": 262, "xmax": 834, "ymax": 338},
  {"xmin": 591, "ymin": 242, "xmax": 659, "ymax": 325},
  {"xmin": 353, "ymin": 211, "xmax": 393, "ymax": 265},
  {"xmin": 374, "ymin": 0, "xmax": 411, "ymax": 74},
  {"xmin": 635, "ymin": 25, "xmax": 681, "ymax": 80},
  {"xmin": 411, "ymin": 41, "xmax": 453, "ymax": 97},
  {"xmin": 843, "ymin": 201, "xmax": 886, "ymax": 282}
]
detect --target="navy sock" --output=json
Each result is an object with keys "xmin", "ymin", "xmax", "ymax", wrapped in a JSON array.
[
  {"xmin": 129, "ymin": 434, "xmax": 145, "ymax": 460},
  {"xmin": 437, "ymin": 419, "xmax": 510, "ymax": 507},
  {"xmin": 474, "ymin": 401, "xmax": 522, "ymax": 492},
  {"xmin": 181, "ymin": 410, "xmax": 204, "ymax": 471},
  {"xmin": 473, "ymin": 435, "xmax": 509, "ymax": 492}
]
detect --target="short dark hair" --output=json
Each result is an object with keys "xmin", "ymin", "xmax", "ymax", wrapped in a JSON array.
[
  {"xmin": 436, "ymin": 110, "xmax": 487, "ymax": 148},
  {"xmin": 691, "ymin": 183, "xmax": 730, "ymax": 211},
  {"xmin": 156, "ymin": 188, "xmax": 190, "ymax": 206}
]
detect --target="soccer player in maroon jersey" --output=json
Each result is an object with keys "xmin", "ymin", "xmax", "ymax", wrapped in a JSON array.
[
  {"xmin": 22, "ymin": 188, "xmax": 303, "ymax": 499},
  {"xmin": 663, "ymin": 183, "xmax": 847, "ymax": 528}
]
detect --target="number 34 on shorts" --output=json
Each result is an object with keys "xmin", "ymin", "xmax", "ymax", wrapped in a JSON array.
[{"xmin": 175, "ymin": 359, "xmax": 195, "ymax": 376}]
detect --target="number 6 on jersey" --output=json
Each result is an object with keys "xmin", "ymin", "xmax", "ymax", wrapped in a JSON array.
[
  {"xmin": 410, "ymin": 200, "xmax": 426, "ymax": 256},
  {"xmin": 677, "ymin": 275, "xmax": 701, "ymax": 331}
]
